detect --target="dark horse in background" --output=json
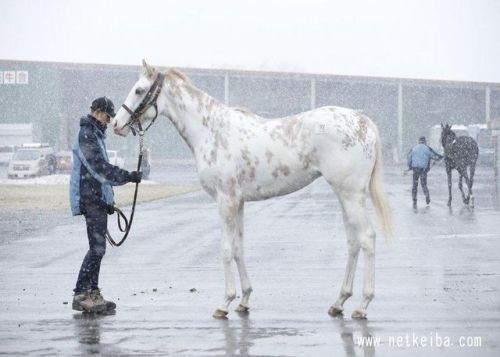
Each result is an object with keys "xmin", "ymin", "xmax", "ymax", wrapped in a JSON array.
[{"xmin": 440, "ymin": 124, "xmax": 479, "ymax": 207}]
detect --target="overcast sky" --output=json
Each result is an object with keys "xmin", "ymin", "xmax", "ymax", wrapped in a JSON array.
[{"xmin": 1, "ymin": 0, "xmax": 499, "ymax": 83}]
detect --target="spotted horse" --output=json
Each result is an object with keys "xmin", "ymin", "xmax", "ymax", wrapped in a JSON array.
[{"xmin": 112, "ymin": 60, "xmax": 393, "ymax": 319}]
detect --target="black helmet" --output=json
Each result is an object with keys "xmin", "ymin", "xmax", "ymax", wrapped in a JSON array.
[{"xmin": 90, "ymin": 96, "xmax": 116, "ymax": 117}]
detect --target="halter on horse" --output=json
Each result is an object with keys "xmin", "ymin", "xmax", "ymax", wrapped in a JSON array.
[
  {"xmin": 112, "ymin": 60, "xmax": 393, "ymax": 319},
  {"xmin": 440, "ymin": 123, "xmax": 479, "ymax": 207}
]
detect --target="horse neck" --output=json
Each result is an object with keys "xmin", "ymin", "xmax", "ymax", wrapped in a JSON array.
[
  {"xmin": 442, "ymin": 132, "xmax": 455, "ymax": 151},
  {"xmin": 161, "ymin": 78, "xmax": 223, "ymax": 155}
]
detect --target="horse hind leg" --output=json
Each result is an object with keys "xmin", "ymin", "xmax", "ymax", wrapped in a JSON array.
[
  {"xmin": 469, "ymin": 164, "xmax": 476, "ymax": 208},
  {"xmin": 446, "ymin": 167, "xmax": 453, "ymax": 207},
  {"xmin": 459, "ymin": 168, "xmax": 472, "ymax": 206},
  {"xmin": 458, "ymin": 174, "xmax": 468, "ymax": 204},
  {"xmin": 329, "ymin": 189, "xmax": 375, "ymax": 319}
]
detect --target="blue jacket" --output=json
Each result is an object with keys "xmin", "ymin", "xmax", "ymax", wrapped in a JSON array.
[
  {"xmin": 407, "ymin": 143, "xmax": 442, "ymax": 171},
  {"xmin": 70, "ymin": 115, "xmax": 131, "ymax": 216}
]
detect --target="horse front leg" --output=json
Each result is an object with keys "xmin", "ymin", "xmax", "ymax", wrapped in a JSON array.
[
  {"xmin": 233, "ymin": 202, "xmax": 253, "ymax": 313},
  {"xmin": 213, "ymin": 191, "xmax": 243, "ymax": 318},
  {"xmin": 446, "ymin": 167, "xmax": 453, "ymax": 207}
]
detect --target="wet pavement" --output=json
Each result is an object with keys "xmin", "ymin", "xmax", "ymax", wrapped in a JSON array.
[{"xmin": 1, "ymin": 163, "xmax": 499, "ymax": 356}]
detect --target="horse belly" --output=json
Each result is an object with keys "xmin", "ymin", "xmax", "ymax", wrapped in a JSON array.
[{"xmin": 241, "ymin": 167, "xmax": 321, "ymax": 201}]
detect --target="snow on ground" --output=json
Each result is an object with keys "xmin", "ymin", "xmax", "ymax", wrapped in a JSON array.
[{"xmin": 0, "ymin": 174, "xmax": 159, "ymax": 185}]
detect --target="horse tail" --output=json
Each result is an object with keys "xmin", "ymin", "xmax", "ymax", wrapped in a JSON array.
[{"xmin": 369, "ymin": 127, "xmax": 394, "ymax": 238}]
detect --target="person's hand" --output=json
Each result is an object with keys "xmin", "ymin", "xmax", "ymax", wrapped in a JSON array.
[
  {"xmin": 106, "ymin": 204, "xmax": 115, "ymax": 215},
  {"xmin": 129, "ymin": 171, "xmax": 143, "ymax": 183}
]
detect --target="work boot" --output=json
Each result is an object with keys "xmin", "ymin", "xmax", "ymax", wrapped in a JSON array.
[
  {"xmin": 72, "ymin": 291, "xmax": 106, "ymax": 313},
  {"xmin": 90, "ymin": 288, "xmax": 116, "ymax": 311}
]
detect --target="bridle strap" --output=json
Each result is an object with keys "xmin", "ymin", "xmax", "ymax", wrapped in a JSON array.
[
  {"xmin": 105, "ymin": 128, "xmax": 145, "ymax": 247},
  {"xmin": 122, "ymin": 72, "xmax": 165, "ymax": 134},
  {"xmin": 105, "ymin": 74, "xmax": 165, "ymax": 247}
]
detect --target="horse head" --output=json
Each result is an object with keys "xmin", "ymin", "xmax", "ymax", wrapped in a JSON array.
[
  {"xmin": 112, "ymin": 60, "xmax": 167, "ymax": 137},
  {"xmin": 440, "ymin": 123, "xmax": 456, "ymax": 152}
]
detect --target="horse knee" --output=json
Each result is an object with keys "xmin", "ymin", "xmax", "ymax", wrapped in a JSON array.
[
  {"xmin": 359, "ymin": 230, "xmax": 375, "ymax": 253},
  {"xmin": 221, "ymin": 245, "xmax": 234, "ymax": 264}
]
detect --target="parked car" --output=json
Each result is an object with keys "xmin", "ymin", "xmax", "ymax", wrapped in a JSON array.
[
  {"xmin": 472, "ymin": 125, "xmax": 495, "ymax": 166},
  {"xmin": 55, "ymin": 151, "xmax": 73, "ymax": 172},
  {"xmin": 0, "ymin": 145, "xmax": 16, "ymax": 166},
  {"xmin": 106, "ymin": 150, "xmax": 125, "ymax": 168},
  {"xmin": 7, "ymin": 143, "xmax": 55, "ymax": 178}
]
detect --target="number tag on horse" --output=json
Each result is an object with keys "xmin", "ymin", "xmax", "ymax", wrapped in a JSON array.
[{"xmin": 315, "ymin": 123, "xmax": 329, "ymax": 135}]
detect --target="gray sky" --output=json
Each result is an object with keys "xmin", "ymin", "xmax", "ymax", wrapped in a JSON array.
[{"xmin": 1, "ymin": 0, "xmax": 499, "ymax": 83}]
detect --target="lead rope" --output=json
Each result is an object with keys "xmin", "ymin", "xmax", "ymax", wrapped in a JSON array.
[{"xmin": 105, "ymin": 123, "xmax": 145, "ymax": 247}]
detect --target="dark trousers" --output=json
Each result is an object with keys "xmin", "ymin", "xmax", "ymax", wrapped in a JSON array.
[
  {"xmin": 74, "ymin": 203, "xmax": 107, "ymax": 294},
  {"xmin": 412, "ymin": 168, "xmax": 430, "ymax": 202}
]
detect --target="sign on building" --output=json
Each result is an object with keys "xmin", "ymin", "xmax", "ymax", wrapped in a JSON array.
[
  {"xmin": 0, "ymin": 70, "xmax": 29, "ymax": 84},
  {"xmin": 16, "ymin": 71, "xmax": 28, "ymax": 84},
  {"xmin": 3, "ymin": 71, "xmax": 16, "ymax": 84}
]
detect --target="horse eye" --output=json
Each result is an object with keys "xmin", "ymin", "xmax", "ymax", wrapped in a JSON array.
[{"xmin": 135, "ymin": 88, "xmax": 145, "ymax": 95}]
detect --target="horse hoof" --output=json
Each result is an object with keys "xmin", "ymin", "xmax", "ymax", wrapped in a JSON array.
[
  {"xmin": 351, "ymin": 309, "xmax": 367, "ymax": 319},
  {"xmin": 235, "ymin": 304, "xmax": 249, "ymax": 313},
  {"xmin": 213, "ymin": 308, "xmax": 229, "ymax": 319},
  {"xmin": 328, "ymin": 305, "xmax": 344, "ymax": 317},
  {"xmin": 470, "ymin": 197, "xmax": 475, "ymax": 208}
]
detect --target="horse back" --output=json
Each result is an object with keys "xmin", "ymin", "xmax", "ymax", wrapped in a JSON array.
[{"xmin": 448, "ymin": 136, "xmax": 478, "ymax": 168}]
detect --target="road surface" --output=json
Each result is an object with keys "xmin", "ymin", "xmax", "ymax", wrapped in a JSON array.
[{"xmin": 0, "ymin": 163, "xmax": 499, "ymax": 356}]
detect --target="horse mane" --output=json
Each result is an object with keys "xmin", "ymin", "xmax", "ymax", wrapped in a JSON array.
[
  {"xmin": 166, "ymin": 68, "xmax": 192, "ymax": 84},
  {"xmin": 232, "ymin": 107, "xmax": 254, "ymax": 115}
]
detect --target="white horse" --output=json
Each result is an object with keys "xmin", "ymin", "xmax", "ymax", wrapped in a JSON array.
[{"xmin": 112, "ymin": 61, "xmax": 393, "ymax": 319}]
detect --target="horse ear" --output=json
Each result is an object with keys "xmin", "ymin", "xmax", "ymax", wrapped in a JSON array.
[{"xmin": 142, "ymin": 59, "xmax": 156, "ymax": 79}]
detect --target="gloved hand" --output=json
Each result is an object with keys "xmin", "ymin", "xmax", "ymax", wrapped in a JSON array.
[
  {"xmin": 106, "ymin": 204, "xmax": 115, "ymax": 215},
  {"xmin": 129, "ymin": 171, "xmax": 143, "ymax": 183}
]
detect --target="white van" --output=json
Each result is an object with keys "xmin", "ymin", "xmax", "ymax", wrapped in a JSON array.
[
  {"xmin": 469, "ymin": 124, "xmax": 494, "ymax": 166},
  {"xmin": 0, "ymin": 145, "xmax": 16, "ymax": 166},
  {"xmin": 106, "ymin": 150, "xmax": 125, "ymax": 168},
  {"xmin": 7, "ymin": 143, "xmax": 55, "ymax": 179}
]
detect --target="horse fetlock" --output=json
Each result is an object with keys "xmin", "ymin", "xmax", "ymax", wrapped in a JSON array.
[
  {"xmin": 225, "ymin": 291, "xmax": 237, "ymax": 302},
  {"xmin": 242, "ymin": 286, "xmax": 253, "ymax": 296},
  {"xmin": 340, "ymin": 289, "xmax": 353, "ymax": 299},
  {"xmin": 363, "ymin": 292, "xmax": 375, "ymax": 302},
  {"xmin": 235, "ymin": 304, "xmax": 250, "ymax": 313}
]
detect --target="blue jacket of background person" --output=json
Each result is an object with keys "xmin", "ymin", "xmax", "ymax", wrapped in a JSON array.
[
  {"xmin": 70, "ymin": 115, "xmax": 131, "ymax": 216},
  {"xmin": 407, "ymin": 143, "xmax": 442, "ymax": 171}
]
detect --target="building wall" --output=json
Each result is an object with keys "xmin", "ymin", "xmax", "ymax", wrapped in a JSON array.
[{"xmin": 1, "ymin": 60, "xmax": 499, "ymax": 161}]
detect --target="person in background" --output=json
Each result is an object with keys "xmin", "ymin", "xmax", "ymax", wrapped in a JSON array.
[
  {"xmin": 407, "ymin": 136, "xmax": 443, "ymax": 209},
  {"xmin": 70, "ymin": 97, "xmax": 142, "ymax": 313}
]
